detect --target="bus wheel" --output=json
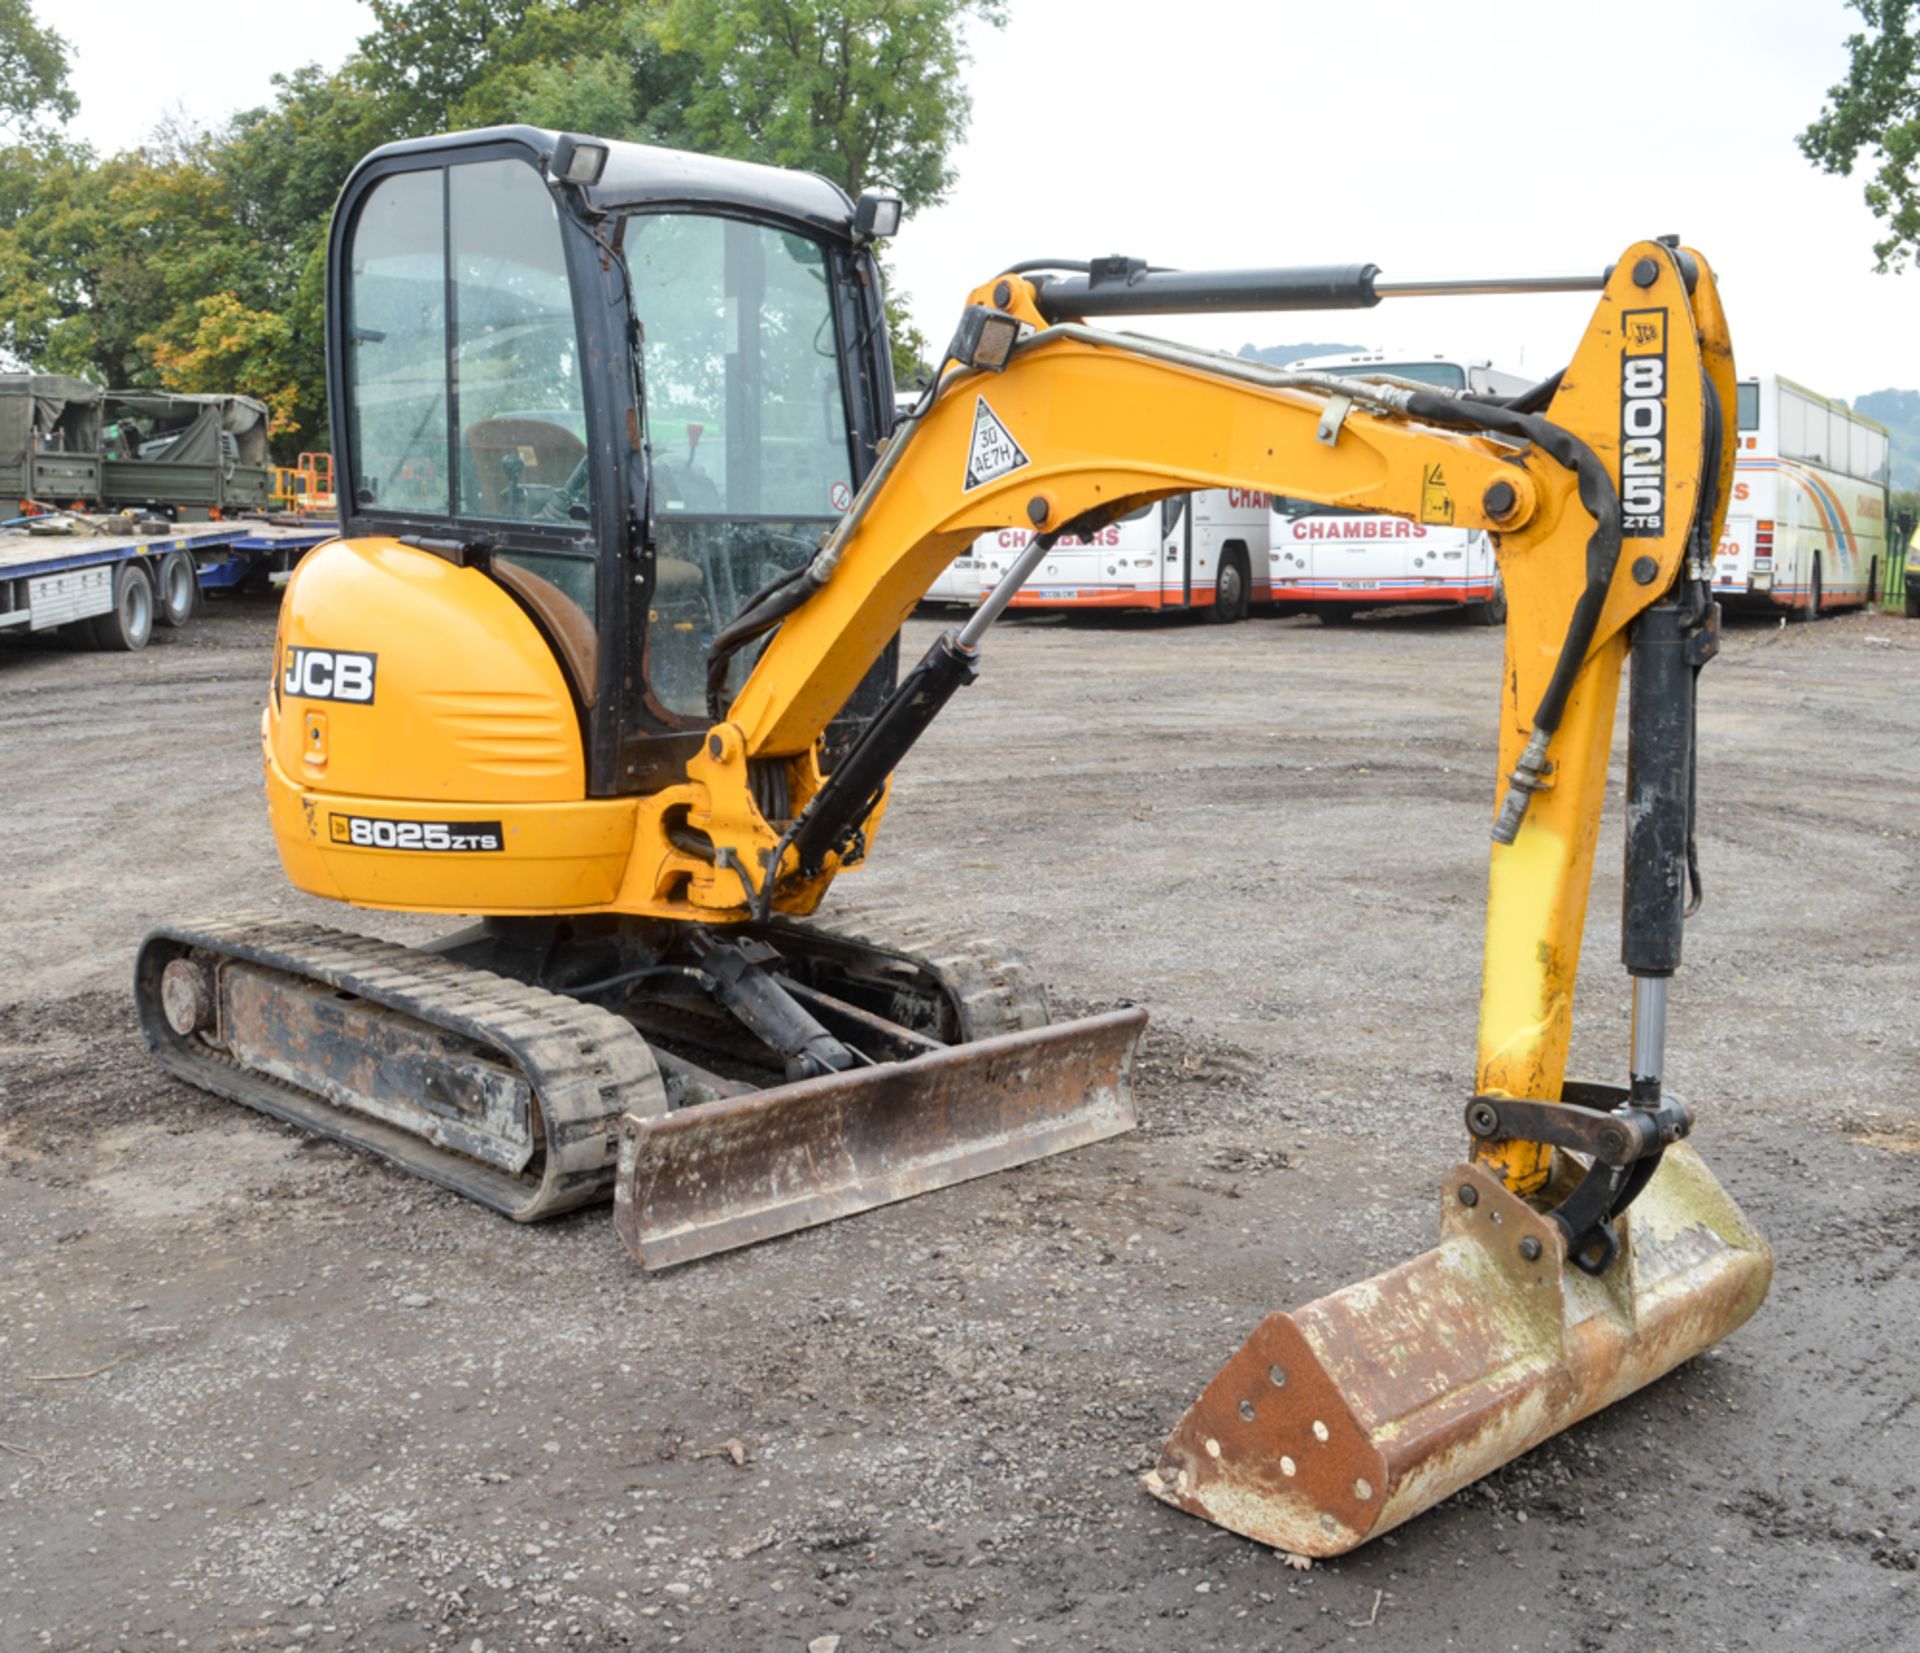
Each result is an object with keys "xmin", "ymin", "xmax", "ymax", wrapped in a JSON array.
[
  {"xmin": 89, "ymin": 563, "xmax": 155, "ymax": 652},
  {"xmin": 1468, "ymin": 576, "xmax": 1507, "ymax": 627},
  {"xmin": 1205, "ymin": 551, "xmax": 1250, "ymax": 624},
  {"xmin": 1316, "ymin": 604, "xmax": 1357, "ymax": 626},
  {"xmin": 156, "ymin": 552, "xmax": 197, "ymax": 628}
]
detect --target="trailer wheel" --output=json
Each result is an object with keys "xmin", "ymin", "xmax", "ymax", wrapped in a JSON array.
[
  {"xmin": 1204, "ymin": 549, "xmax": 1251, "ymax": 624},
  {"xmin": 89, "ymin": 563, "xmax": 155, "ymax": 652},
  {"xmin": 155, "ymin": 553, "xmax": 197, "ymax": 629}
]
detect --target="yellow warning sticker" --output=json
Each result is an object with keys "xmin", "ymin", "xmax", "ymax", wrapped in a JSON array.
[{"xmin": 1420, "ymin": 463, "xmax": 1454, "ymax": 526}]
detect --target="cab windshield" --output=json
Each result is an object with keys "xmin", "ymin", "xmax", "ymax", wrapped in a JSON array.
[{"xmin": 627, "ymin": 212, "xmax": 855, "ymax": 718}]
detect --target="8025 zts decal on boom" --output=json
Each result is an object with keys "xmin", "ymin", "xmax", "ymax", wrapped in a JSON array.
[{"xmin": 1620, "ymin": 307, "xmax": 1668, "ymax": 537}]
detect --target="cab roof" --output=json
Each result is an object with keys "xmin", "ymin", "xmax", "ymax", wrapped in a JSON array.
[{"xmin": 343, "ymin": 125, "xmax": 859, "ymax": 241}]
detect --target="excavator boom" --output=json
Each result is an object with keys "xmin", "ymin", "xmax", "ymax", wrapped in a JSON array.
[{"xmin": 637, "ymin": 236, "xmax": 1768, "ymax": 1550}]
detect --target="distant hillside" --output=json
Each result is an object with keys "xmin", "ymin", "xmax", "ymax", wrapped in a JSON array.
[
  {"xmin": 1237, "ymin": 342, "xmax": 1365, "ymax": 367},
  {"xmin": 1853, "ymin": 389, "xmax": 1920, "ymax": 492}
]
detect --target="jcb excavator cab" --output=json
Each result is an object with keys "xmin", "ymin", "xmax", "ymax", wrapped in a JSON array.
[{"xmin": 325, "ymin": 127, "xmax": 900, "ymax": 791}]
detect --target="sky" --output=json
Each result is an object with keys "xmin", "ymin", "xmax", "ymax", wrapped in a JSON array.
[{"xmin": 55, "ymin": 0, "xmax": 1915, "ymax": 403}]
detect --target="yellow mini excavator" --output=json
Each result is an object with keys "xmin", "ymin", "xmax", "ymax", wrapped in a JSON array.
[{"xmin": 138, "ymin": 127, "xmax": 1770, "ymax": 1556}]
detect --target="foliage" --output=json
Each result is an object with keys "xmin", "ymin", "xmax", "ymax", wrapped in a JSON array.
[
  {"xmin": 0, "ymin": 0, "xmax": 72, "ymax": 142},
  {"xmin": 650, "ymin": 0, "xmax": 1000, "ymax": 205},
  {"xmin": 1801, "ymin": 0, "xmax": 1920, "ymax": 270},
  {"xmin": 0, "ymin": 0, "xmax": 993, "ymax": 453},
  {"xmin": 144, "ymin": 292, "xmax": 302, "ymax": 432}
]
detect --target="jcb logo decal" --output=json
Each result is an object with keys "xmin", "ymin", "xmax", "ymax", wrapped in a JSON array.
[
  {"xmin": 283, "ymin": 646, "xmax": 376, "ymax": 704},
  {"xmin": 1620, "ymin": 307, "xmax": 1667, "ymax": 538}
]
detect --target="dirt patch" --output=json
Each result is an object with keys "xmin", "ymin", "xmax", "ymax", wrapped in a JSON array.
[{"xmin": 2, "ymin": 598, "xmax": 1918, "ymax": 1651}]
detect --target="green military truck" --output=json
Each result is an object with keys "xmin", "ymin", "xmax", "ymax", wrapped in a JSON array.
[
  {"xmin": 0, "ymin": 374, "xmax": 103, "ymax": 516},
  {"xmin": 101, "ymin": 391, "xmax": 273, "ymax": 519}
]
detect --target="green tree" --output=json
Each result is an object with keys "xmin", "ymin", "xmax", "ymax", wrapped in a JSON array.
[
  {"xmin": 0, "ymin": 0, "xmax": 73, "ymax": 142},
  {"xmin": 0, "ymin": 0, "xmax": 991, "ymax": 445},
  {"xmin": 650, "ymin": 0, "xmax": 1001, "ymax": 381},
  {"xmin": 652, "ymin": 0, "xmax": 1000, "ymax": 205},
  {"xmin": 1801, "ymin": 0, "xmax": 1920, "ymax": 270}
]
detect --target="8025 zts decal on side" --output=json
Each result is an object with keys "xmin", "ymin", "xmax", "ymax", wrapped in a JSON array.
[
  {"xmin": 284, "ymin": 647, "xmax": 377, "ymax": 704},
  {"xmin": 329, "ymin": 815, "xmax": 503, "ymax": 852}
]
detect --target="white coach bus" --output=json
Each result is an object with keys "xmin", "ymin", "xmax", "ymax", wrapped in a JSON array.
[
  {"xmin": 969, "ymin": 489, "xmax": 1274, "ymax": 621},
  {"xmin": 1715, "ymin": 374, "xmax": 1891, "ymax": 618},
  {"xmin": 1266, "ymin": 351, "xmax": 1530, "ymax": 624}
]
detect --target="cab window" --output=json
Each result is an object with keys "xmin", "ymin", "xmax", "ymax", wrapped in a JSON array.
[
  {"xmin": 346, "ymin": 169, "xmax": 450, "ymax": 514},
  {"xmin": 345, "ymin": 157, "xmax": 592, "ymax": 528},
  {"xmin": 628, "ymin": 212, "xmax": 855, "ymax": 718},
  {"xmin": 451, "ymin": 160, "xmax": 591, "ymax": 524}
]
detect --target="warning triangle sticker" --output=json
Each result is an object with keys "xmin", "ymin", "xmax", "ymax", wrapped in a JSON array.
[{"xmin": 963, "ymin": 397, "xmax": 1031, "ymax": 491}]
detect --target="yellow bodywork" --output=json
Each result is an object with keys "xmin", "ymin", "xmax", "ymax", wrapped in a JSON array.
[{"xmin": 264, "ymin": 240, "xmax": 1735, "ymax": 1202}]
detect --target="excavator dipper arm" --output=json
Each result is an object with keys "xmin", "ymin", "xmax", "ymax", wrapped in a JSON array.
[{"xmin": 657, "ymin": 239, "xmax": 1769, "ymax": 1556}]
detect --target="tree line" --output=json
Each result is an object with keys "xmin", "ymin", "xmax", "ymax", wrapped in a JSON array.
[{"xmin": 0, "ymin": 0, "xmax": 998, "ymax": 455}]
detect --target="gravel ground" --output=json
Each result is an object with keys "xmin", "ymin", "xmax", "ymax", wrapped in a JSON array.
[{"xmin": 1, "ymin": 593, "xmax": 1916, "ymax": 1652}]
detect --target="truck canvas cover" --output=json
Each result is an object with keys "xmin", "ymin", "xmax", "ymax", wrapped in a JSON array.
[
  {"xmin": 102, "ymin": 391, "xmax": 272, "ymax": 511},
  {"xmin": 0, "ymin": 373, "xmax": 104, "ymax": 504}
]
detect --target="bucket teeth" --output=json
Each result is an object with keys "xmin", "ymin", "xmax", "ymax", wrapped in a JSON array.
[{"xmin": 1147, "ymin": 1143, "xmax": 1772, "ymax": 1557}]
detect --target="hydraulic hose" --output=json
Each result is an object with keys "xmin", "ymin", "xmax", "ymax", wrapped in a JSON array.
[{"xmin": 1403, "ymin": 390, "xmax": 1622, "ymax": 843}]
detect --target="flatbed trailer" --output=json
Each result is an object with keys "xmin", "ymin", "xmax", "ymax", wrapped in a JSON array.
[{"xmin": 0, "ymin": 516, "xmax": 335, "ymax": 651}]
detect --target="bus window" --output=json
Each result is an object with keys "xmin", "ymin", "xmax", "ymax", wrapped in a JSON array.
[
  {"xmin": 1779, "ymin": 392, "xmax": 1806, "ymax": 460},
  {"xmin": 1735, "ymin": 383, "xmax": 1760, "ymax": 431},
  {"xmin": 1849, "ymin": 419, "xmax": 1869, "ymax": 481},
  {"xmin": 1161, "ymin": 495, "xmax": 1186, "ymax": 535},
  {"xmin": 1830, "ymin": 408, "xmax": 1850, "ymax": 474}
]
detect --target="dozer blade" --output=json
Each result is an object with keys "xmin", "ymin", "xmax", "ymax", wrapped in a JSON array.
[
  {"xmin": 1146, "ymin": 1143, "xmax": 1771, "ymax": 1557},
  {"xmin": 614, "ymin": 1006, "xmax": 1144, "ymax": 1269}
]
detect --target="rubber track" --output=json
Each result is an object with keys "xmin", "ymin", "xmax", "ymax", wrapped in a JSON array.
[
  {"xmin": 763, "ymin": 910, "xmax": 1052, "ymax": 1042},
  {"xmin": 135, "ymin": 916, "xmax": 665, "ymax": 1221}
]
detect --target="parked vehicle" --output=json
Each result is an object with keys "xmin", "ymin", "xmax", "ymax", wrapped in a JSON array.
[
  {"xmin": 1267, "ymin": 352, "xmax": 1529, "ymax": 622},
  {"xmin": 100, "ymin": 392, "xmax": 274, "ymax": 520},
  {"xmin": 0, "ymin": 517, "xmax": 334, "ymax": 650},
  {"xmin": 972, "ymin": 489, "xmax": 1274, "ymax": 621},
  {"xmin": 0, "ymin": 374, "xmax": 103, "ymax": 517},
  {"xmin": 1714, "ymin": 374, "xmax": 1891, "ymax": 618}
]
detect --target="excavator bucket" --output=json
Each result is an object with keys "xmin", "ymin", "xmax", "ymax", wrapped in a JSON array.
[
  {"xmin": 615, "ymin": 1007, "xmax": 1144, "ymax": 1269},
  {"xmin": 1146, "ymin": 1144, "xmax": 1771, "ymax": 1557}
]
